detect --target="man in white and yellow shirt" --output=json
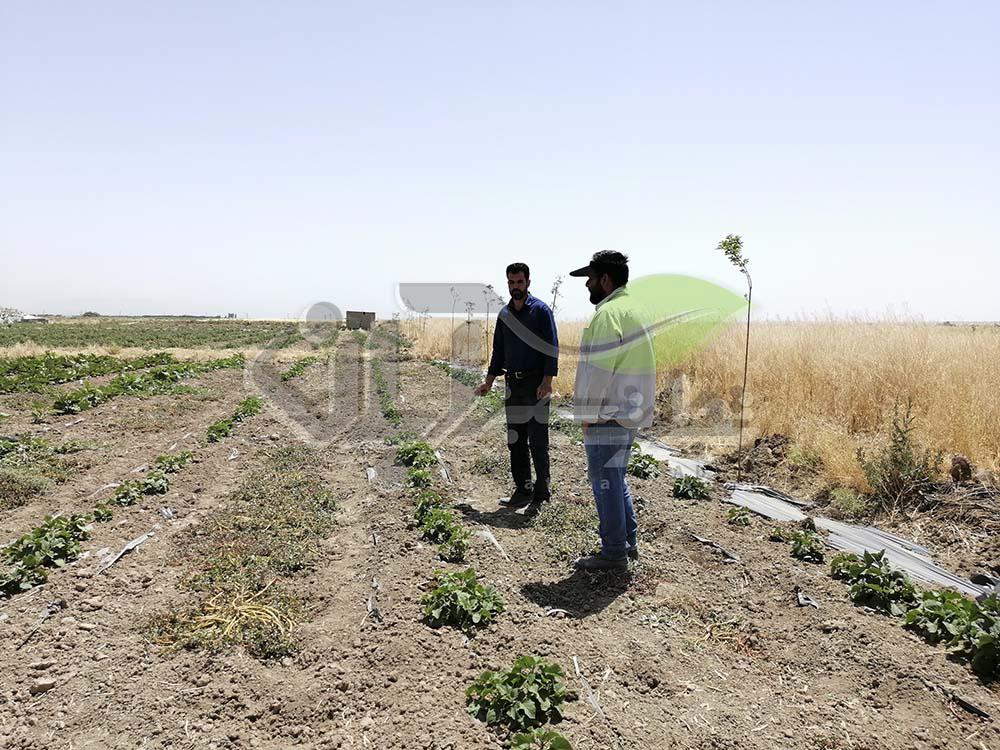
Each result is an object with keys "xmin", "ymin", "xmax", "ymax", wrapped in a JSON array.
[{"xmin": 570, "ymin": 250, "xmax": 656, "ymax": 570}]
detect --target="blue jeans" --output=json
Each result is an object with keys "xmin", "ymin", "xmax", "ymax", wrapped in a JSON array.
[{"xmin": 584, "ymin": 422, "xmax": 638, "ymax": 560}]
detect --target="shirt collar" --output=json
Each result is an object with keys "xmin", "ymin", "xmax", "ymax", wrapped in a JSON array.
[{"xmin": 595, "ymin": 285, "xmax": 626, "ymax": 311}]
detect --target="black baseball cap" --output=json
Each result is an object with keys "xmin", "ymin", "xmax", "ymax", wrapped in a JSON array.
[{"xmin": 569, "ymin": 250, "xmax": 630, "ymax": 277}]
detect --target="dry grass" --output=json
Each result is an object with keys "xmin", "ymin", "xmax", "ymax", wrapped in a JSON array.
[{"xmin": 403, "ymin": 317, "xmax": 1000, "ymax": 490}]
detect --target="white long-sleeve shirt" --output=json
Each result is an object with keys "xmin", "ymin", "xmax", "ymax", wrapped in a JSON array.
[{"xmin": 572, "ymin": 286, "xmax": 656, "ymax": 429}]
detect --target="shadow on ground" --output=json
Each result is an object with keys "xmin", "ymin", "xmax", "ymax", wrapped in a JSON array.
[
  {"xmin": 521, "ymin": 569, "xmax": 631, "ymax": 618},
  {"xmin": 454, "ymin": 500, "xmax": 535, "ymax": 530}
]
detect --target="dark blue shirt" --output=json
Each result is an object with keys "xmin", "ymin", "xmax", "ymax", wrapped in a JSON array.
[{"xmin": 487, "ymin": 294, "xmax": 559, "ymax": 378}]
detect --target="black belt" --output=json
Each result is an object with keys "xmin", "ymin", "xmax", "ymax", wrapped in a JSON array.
[{"xmin": 509, "ymin": 369, "xmax": 541, "ymax": 379}]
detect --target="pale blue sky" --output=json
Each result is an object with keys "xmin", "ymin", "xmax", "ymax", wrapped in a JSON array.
[{"xmin": 2, "ymin": 2, "xmax": 997, "ymax": 321}]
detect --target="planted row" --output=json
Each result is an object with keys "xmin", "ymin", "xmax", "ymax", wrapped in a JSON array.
[
  {"xmin": 831, "ymin": 550, "xmax": 999, "ymax": 680},
  {"xmin": 280, "ymin": 356, "xmax": 321, "ymax": 381},
  {"xmin": 396, "ymin": 435, "xmax": 573, "ymax": 747},
  {"xmin": 207, "ymin": 396, "xmax": 264, "ymax": 442},
  {"xmin": 53, "ymin": 353, "xmax": 245, "ymax": 414},
  {"xmin": 431, "ymin": 361, "xmax": 504, "ymax": 413},
  {"xmin": 109, "ymin": 450, "xmax": 192, "ymax": 506},
  {"xmin": 0, "ymin": 448, "xmax": 198, "ymax": 595},
  {"xmin": 372, "ymin": 358, "xmax": 402, "ymax": 425},
  {"xmin": 0, "ymin": 351, "xmax": 177, "ymax": 394},
  {"xmin": 398, "ymin": 440, "xmax": 470, "ymax": 561}
]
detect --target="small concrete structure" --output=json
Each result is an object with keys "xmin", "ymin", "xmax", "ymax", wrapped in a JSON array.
[
  {"xmin": 346, "ymin": 311, "xmax": 376, "ymax": 330},
  {"xmin": 21, "ymin": 314, "xmax": 49, "ymax": 324}
]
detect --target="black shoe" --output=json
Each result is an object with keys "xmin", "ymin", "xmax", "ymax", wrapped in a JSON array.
[
  {"xmin": 524, "ymin": 499, "xmax": 545, "ymax": 517},
  {"xmin": 627, "ymin": 546, "xmax": 639, "ymax": 561},
  {"xmin": 501, "ymin": 489, "xmax": 533, "ymax": 508}
]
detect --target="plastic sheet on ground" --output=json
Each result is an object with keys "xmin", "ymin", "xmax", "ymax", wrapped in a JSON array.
[
  {"xmin": 636, "ymin": 436, "xmax": 715, "ymax": 480},
  {"xmin": 725, "ymin": 484, "xmax": 989, "ymax": 598}
]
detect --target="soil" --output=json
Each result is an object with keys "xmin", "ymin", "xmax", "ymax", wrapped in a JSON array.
[{"xmin": 2, "ymin": 338, "xmax": 998, "ymax": 749}]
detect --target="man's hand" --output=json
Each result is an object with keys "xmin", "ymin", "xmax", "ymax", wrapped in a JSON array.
[
  {"xmin": 536, "ymin": 379, "xmax": 553, "ymax": 402},
  {"xmin": 474, "ymin": 381, "xmax": 492, "ymax": 397},
  {"xmin": 582, "ymin": 421, "xmax": 593, "ymax": 436}
]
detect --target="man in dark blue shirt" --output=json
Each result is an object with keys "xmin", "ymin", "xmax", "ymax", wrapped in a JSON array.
[{"xmin": 475, "ymin": 263, "xmax": 559, "ymax": 508}]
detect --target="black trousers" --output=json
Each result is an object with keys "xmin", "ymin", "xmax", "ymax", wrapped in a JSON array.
[{"xmin": 504, "ymin": 373, "xmax": 550, "ymax": 498}]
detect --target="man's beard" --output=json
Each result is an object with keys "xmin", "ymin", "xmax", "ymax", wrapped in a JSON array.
[
  {"xmin": 511, "ymin": 290, "xmax": 525, "ymax": 301},
  {"xmin": 589, "ymin": 287, "xmax": 607, "ymax": 304}
]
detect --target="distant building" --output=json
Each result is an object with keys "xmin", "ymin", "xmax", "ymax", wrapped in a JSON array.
[
  {"xmin": 346, "ymin": 311, "xmax": 376, "ymax": 330},
  {"xmin": 21, "ymin": 314, "xmax": 49, "ymax": 324}
]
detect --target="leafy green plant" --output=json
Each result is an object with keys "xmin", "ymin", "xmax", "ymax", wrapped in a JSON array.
[
  {"xmin": 396, "ymin": 440, "xmax": 438, "ymax": 469},
  {"xmin": 673, "ymin": 475, "xmax": 710, "ymax": 500},
  {"xmin": 789, "ymin": 530, "xmax": 825, "ymax": 563},
  {"xmin": 726, "ymin": 506, "xmax": 752, "ymax": 526},
  {"xmin": 422, "ymin": 568, "xmax": 504, "ymax": 632},
  {"xmin": 902, "ymin": 593, "xmax": 999, "ymax": 680},
  {"xmin": 768, "ymin": 525, "xmax": 789, "ymax": 542},
  {"xmin": 830, "ymin": 550, "xmax": 918, "ymax": 615},
  {"xmin": 466, "ymin": 655, "xmax": 568, "ymax": 730},
  {"xmin": 904, "ymin": 590, "xmax": 979, "ymax": 645},
  {"xmin": 857, "ymin": 401, "xmax": 943, "ymax": 511},
  {"xmin": 92, "ymin": 504, "xmax": 113, "ymax": 522},
  {"xmin": 407, "ymin": 468, "xmax": 433, "ymax": 489},
  {"xmin": 233, "ymin": 395, "xmax": 264, "ymax": 420},
  {"xmin": 420, "ymin": 507, "xmax": 462, "ymax": 543},
  {"xmin": 1, "ymin": 513, "xmax": 93, "ymax": 596},
  {"xmin": 113, "ymin": 479, "xmax": 144, "ymax": 506},
  {"xmin": 141, "ymin": 469, "xmax": 170, "ymax": 495},
  {"xmin": 964, "ymin": 596, "xmax": 1000, "ymax": 680},
  {"xmin": 627, "ymin": 444, "xmax": 659, "ymax": 479},
  {"xmin": 438, "ymin": 530, "xmax": 470, "ymax": 563},
  {"xmin": 207, "ymin": 419, "xmax": 232, "ymax": 442},
  {"xmin": 478, "ymin": 389, "xmax": 505, "ymax": 415},
  {"xmin": 510, "ymin": 729, "xmax": 572, "ymax": 750},
  {"xmin": 414, "ymin": 489, "xmax": 445, "ymax": 523},
  {"xmin": 208, "ymin": 396, "xmax": 264, "ymax": 442},
  {"xmin": 155, "ymin": 451, "xmax": 194, "ymax": 473}
]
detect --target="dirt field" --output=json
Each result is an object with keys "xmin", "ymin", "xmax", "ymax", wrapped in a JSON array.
[{"xmin": 2, "ymin": 334, "xmax": 998, "ymax": 749}]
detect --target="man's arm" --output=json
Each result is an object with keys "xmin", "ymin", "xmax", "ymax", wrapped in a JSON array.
[
  {"xmin": 476, "ymin": 310, "xmax": 506, "ymax": 397},
  {"xmin": 572, "ymin": 310, "xmax": 617, "ymax": 423},
  {"xmin": 536, "ymin": 305, "xmax": 558, "ymax": 401}
]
